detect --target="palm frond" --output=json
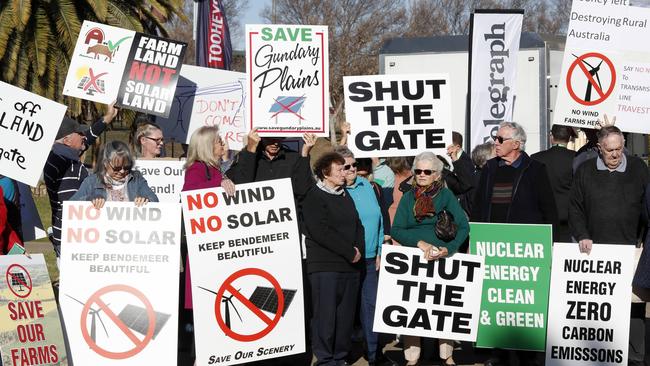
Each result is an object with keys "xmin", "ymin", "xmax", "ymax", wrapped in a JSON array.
[
  {"xmin": 85, "ymin": 0, "xmax": 108, "ymax": 21},
  {"xmin": 15, "ymin": 47, "xmax": 30, "ymax": 89},
  {"xmin": 140, "ymin": 6, "xmax": 169, "ymax": 37},
  {"xmin": 31, "ymin": 6, "xmax": 50, "ymax": 76},
  {"xmin": 2, "ymin": 33, "xmax": 23, "ymax": 81},
  {"xmin": 52, "ymin": 0, "xmax": 82, "ymax": 54},
  {"xmin": 107, "ymin": 2, "xmax": 143, "ymax": 32},
  {"xmin": 0, "ymin": 6, "xmax": 14, "ymax": 60},
  {"xmin": 10, "ymin": 0, "xmax": 31, "ymax": 31}
]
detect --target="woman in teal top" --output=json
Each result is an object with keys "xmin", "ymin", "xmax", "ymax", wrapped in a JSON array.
[{"xmin": 391, "ymin": 151, "xmax": 469, "ymax": 366}]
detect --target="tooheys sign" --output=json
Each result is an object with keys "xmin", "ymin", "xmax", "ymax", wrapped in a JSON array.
[
  {"xmin": 195, "ymin": 0, "xmax": 232, "ymax": 69},
  {"xmin": 468, "ymin": 10, "xmax": 523, "ymax": 150}
]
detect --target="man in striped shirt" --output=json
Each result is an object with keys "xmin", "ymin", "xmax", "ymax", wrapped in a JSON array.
[{"xmin": 44, "ymin": 104, "xmax": 118, "ymax": 257}]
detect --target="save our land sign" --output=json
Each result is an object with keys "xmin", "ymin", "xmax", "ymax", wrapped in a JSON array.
[
  {"xmin": 63, "ymin": 21, "xmax": 186, "ymax": 118},
  {"xmin": 470, "ymin": 223, "xmax": 552, "ymax": 351},
  {"xmin": 343, "ymin": 74, "xmax": 453, "ymax": 158},
  {"xmin": 0, "ymin": 81, "xmax": 67, "ymax": 187},
  {"xmin": 0, "ymin": 254, "xmax": 68, "ymax": 366},
  {"xmin": 181, "ymin": 178, "xmax": 305, "ymax": 366},
  {"xmin": 133, "ymin": 159, "xmax": 185, "ymax": 202},
  {"xmin": 246, "ymin": 24, "xmax": 329, "ymax": 137},
  {"xmin": 545, "ymin": 243, "xmax": 635, "ymax": 366},
  {"xmin": 553, "ymin": 1, "xmax": 650, "ymax": 133},
  {"xmin": 373, "ymin": 245, "xmax": 485, "ymax": 341},
  {"xmin": 59, "ymin": 202, "xmax": 181, "ymax": 365}
]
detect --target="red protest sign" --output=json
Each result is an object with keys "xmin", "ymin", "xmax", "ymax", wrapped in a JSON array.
[
  {"xmin": 566, "ymin": 52, "xmax": 616, "ymax": 106},
  {"xmin": 6, "ymin": 264, "xmax": 33, "ymax": 298}
]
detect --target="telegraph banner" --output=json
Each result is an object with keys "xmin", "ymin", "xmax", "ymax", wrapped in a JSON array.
[
  {"xmin": 246, "ymin": 24, "xmax": 329, "ymax": 137},
  {"xmin": 0, "ymin": 81, "xmax": 67, "ymax": 187},
  {"xmin": 343, "ymin": 74, "xmax": 453, "ymax": 158},
  {"xmin": 470, "ymin": 223, "xmax": 552, "ymax": 351},
  {"xmin": 64, "ymin": 21, "xmax": 186, "ymax": 118},
  {"xmin": 373, "ymin": 245, "xmax": 485, "ymax": 341},
  {"xmin": 0, "ymin": 254, "xmax": 68, "ymax": 366},
  {"xmin": 59, "ymin": 202, "xmax": 181, "ymax": 365},
  {"xmin": 469, "ymin": 10, "xmax": 523, "ymax": 150},
  {"xmin": 554, "ymin": 1, "xmax": 650, "ymax": 133},
  {"xmin": 181, "ymin": 178, "xmax": 305, "ymax": 365},
  {"xmin": 545, "ymin": 242, "xmax": 635, "ymax": 366}
]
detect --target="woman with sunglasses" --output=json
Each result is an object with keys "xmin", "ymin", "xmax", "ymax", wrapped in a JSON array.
[
  {"xmin": 391, "ymin": 152, "xmax": 469, "ymax": 366},
  {"xmin": 71, "ymin": 140, "xmax": 158, "ymax": 209},
  {"xmin": 131, "ymin": 117, "xmax": 165, "ymax": 159}
]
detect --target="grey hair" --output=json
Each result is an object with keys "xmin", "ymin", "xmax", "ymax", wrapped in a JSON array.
[
  {"xmin": 95, "ymin": 140, "xmax": 135, "ymax": 186},
  {"xmin": 333, "ymin": 145, "xmax": 354, "ymax": 158},
  {"xmin": 499, "ymin": 121, "xmax": 527, "ymax": 151},
  {"xmin": 411, "ymin": 151, "xmax": 444, "ymax": 174},
  {"xmin": 472, "ymin": 142, "xmax": 495, "ymax": 169},
  {"xmin": 597, "ymin": 125, "xmax": 624, "ymax": 143}
]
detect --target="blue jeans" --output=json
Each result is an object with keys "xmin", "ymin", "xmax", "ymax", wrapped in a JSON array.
[{"xmin": 361, "ymin": 258, "xmax": 379, "ymax": 362}]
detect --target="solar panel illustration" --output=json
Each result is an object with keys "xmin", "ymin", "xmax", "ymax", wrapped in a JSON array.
[
  {"xmin": 10, "ymin": 273, "xmax": 27, "ymax": 289},
  {"xmin": 117, "ymin": 304, "xmax": 171, "ymax": 338},
  {"xmin": 248, "ymin": 287, "xmax": 296, "ymax": 316}
]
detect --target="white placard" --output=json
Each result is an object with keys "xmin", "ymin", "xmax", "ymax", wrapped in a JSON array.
[
  {"xmin": 63, "ymin": 21, "xmax": 135, "ymax": 104},
  {"xmin": 59, "ymin": 202, "xmax": 181, "ymax": 365},
  {"xmin": 246, "ymin": 24, "xmax": 329, "ymax": 137},
  {"xmin": 373, "ymin": 245, "xmax": 485, "ymax": 341},
  {"xmin": 181, "ymin": 179, "xmax": 305, "ymax": 365},
  {"xmin": 553, "ymin": 1, "xmax": 650, "ymax": 133},
  {"xmin": 133, "ymin": 159, "xmax": 185, "ymax": 202},
  {"xmin": 0, "ymin": 81, "xmax": 67, "ymax": 187},
  {"xmin": 545, "ymin": 242, "xmax": 635, "ymax": 365},
  {"xmin": 343, "ymin": 74, "xmax": 453, "ymax": 158}
]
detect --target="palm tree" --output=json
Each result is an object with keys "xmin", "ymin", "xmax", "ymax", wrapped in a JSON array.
[{"xmin": 0, "ymin": 1, "xmax": 187, "ymax": 116}]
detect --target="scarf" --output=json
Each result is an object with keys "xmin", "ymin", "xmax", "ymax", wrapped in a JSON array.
[
  {"xmin": 412, "ymin": 180, "xmax": 443, "ymax": 222},
  {"xmin": 104, "ymin": 173, "xmax": 130, "ymax": 188}
]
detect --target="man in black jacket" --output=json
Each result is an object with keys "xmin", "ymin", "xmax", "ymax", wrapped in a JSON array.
[
  {"xmin": 531, "ymin": 125, "xmax": 575, "ymax": 242},
  {"xmin": 447, "ymin": 131, "xmax": 475, "ymax": 215}
]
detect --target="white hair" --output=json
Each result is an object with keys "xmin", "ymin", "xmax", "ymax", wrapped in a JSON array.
[
  {"xmin": 411, "ymin": 151, "xmax": 444, "ymax": 174},
  {"xmin": 500, "ymin": 121, "xmax": 527, "ymax": 151}
]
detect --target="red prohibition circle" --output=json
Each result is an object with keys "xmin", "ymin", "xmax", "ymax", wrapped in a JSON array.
[
  {"xmin": 80, "ymin": 284, "xmax": 156, "ymax": 359},
  {"xmin": 214, "ymin": 268, "xmax": 284, "ymax": 342},
  {"xmin": 6, "ymin": 264, "xmax": 32, "ymax": 298},
  {"xmin": 566, "ymin": 52, "xmax": 616, "ymax": 106}
]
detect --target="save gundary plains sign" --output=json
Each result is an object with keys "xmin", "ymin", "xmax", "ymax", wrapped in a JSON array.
[{"xmin": 63, "ymin": 21, "xmax": 186, "ymax": 118}]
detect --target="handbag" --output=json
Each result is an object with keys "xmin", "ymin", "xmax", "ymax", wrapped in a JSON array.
[{"xmin": 435, "ymin": 210, "xmax": 458, "ymax": 242}]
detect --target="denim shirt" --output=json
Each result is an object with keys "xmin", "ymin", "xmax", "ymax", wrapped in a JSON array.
[{"xmin": 70, "ymin": 171, "xmax": 159, "ymax": 202}]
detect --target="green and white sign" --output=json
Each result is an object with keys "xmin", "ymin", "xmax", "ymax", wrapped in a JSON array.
[{"xmin": 470, "ymin": 222, "xmax": 552, "ymax": 351}]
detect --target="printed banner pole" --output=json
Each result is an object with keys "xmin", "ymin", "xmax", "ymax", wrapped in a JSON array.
[{"xmin": 195, "ymin": 0, "xmax": 233, "ymax": 69}]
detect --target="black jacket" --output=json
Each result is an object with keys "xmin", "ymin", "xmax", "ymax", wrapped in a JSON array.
[
  {"xmin": 471, "ymin": 152, "xmax": 559, "ymax": 230},
  {"xmin": 453, "ymin": 151, "xmax": 476, "ymax": 215}
]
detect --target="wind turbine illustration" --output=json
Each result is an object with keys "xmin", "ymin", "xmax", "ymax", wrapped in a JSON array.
[
  {"xmin": 198, "ymin": 286, "xmax": 243, "ymax": 329},
  {"xmin": 66, "ymin": 294, "xmax": 110, "ymax": 342},
  {"xmin": 573, "ymin": 54, "xmax": 604, "ymax": 102}
]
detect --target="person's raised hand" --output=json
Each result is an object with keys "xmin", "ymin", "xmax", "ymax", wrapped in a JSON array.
[
  {"xmin": 596, "ymin": 114, "xmax": 616, "ymax": 130},
  {"xmin": 301, "ymin": 133, "xmax": 316, "ymax": 157},
  {"xmin": 246, "ymin": 128, "xmax": 261, "ymax": 153},
  {"xmin": 103, "ymin": 101, "xmax": 119, "ymax": 124}
]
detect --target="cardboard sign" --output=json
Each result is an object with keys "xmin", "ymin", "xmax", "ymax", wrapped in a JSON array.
[
  {"xmin": 181, "ymin": 179, "xmax": 305, "ymax": 365},
  {"xmin": 59, "ymin": 202, "xmax": 181, "ymax": 365},
  {"xmin": 470, "ymin": 223, "xmax": 552, "ymax": 351},
  {"xmin": 0, "ymin": 254, "xmax": 68, "ymax": 366},
  {"xmin": 156, "ymin": 65, "xmax": 247, "ymax": 149},
  {"xmin": 0, "ymin": 81, "xmax": 67, "ymax": 187},
  {"xmin": 133, "ymin": 159, "xmax": 185, "ymax": 202},
  {"xmin": 373, "ymin": 245, "xmax": 485, "ymax": 341},
  {"xmin": 64, "ymin": 21, "xmax": 186, "ymax": 118},
  {"xmin": 545, "ymin": 242, "xmax": 635, "ymax": 365},
  {"xmin": 343, "ymin": 74, "xmax": 453, "ymax": 158},
  {"xmin": 554, "ymin": 1, "xmax": 650, "ymax": 133},
  {"xmin": 246, "ymin": 25, "xmax": 329, "ymax": 136}
]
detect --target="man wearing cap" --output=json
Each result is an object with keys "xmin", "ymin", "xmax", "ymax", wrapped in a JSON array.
[{"xmin": 44, "ymin": 104, "xmax": 118, "ymax": 256}]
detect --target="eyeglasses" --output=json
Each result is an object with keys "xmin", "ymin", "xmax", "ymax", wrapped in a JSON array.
[
  {"xmin": 343, "ymin": 162, "xmax": 358, "ymax": 170},
  {"xmin": 108, "ymin": 162, "xmax": 132, "ymax": 172},
  {"xmin": 414, "ymin": 169, "xmax": 435, "ymax": 176},
  {"xmin": 144, "ymin": 136, "xmax": 164, "ymax": 144},
  {"xmin": 215, "ymin": 138, "xmax": 225, "ymax": 146},
  {"xmin": 492, "ymin": 135, "xmax": 514, "ymax": 144}
]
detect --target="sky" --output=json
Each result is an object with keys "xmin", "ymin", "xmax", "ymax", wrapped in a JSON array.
[{"xmin": 232, "ymin": 0, "xmax": 271, "ymax": 51}]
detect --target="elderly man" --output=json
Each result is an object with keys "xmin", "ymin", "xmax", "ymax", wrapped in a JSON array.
[
  {"xmin": 44, "ymin": 104, "xmax": 117, "ymax": 257},
  {"xmin": 569, "ymin": 125, "xmax": 649, "ymax": 366}
]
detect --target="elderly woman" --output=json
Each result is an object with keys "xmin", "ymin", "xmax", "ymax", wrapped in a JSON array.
[
  {"xmin": 71, "ymin": 140, "xmax": 158, "ymax": 208},
  {"xmin": 302, "ymin": 152, "xmax": 363, "ymax": 366},
  {"xmin": 391, "ymin": 152, "xmax": 469, "ymax": 366},
  {"xmin": 182, "ymin": 126, "xmax": 235, "ymax": 193},
  {"xmin": 131, "ymin": 117, "xmax": 164, "ymax": 159}
]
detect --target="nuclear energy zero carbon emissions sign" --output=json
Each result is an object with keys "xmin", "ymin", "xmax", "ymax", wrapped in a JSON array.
[
  {"xmin": 181, "ymin": 178, "xmax": 305, "ymax": 366},
  {"xmin": 59, "ymin": 202, "xmax": 181, "ymax": 365}
]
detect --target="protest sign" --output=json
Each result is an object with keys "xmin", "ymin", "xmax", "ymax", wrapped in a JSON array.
[
  {"xmin": 468, "ymin": 10, "xmax": 523, "ymax": 150},
  {"xmin": 373, "ymin": 245, "xmax": 485, "ymax": 341},
  {"xmin": 157, "ymin": 65, "xmax": 247, "ymax": 149},
  {"xmin": 0, "ymin": 254, "xmax": 68, "ymax": 366},
  {"xmin": 59, "ymin": 202, "xmax": 181, "ymax": 365},
  {"xmin": 133, "ymin": 159, "xmax": 185, "ymax": 202},
  {"xmin": 181, "ymin": 178, "xmax": 305, "ymax": 365},
  {"xmin": 246, "ymin": 24, "xmax": 329, "ymax": 137},
  {"xmin": 546, "ymin": 242, "xmax": 635, "ymax": 365},
  {"xmin": 470, "ymin": 222, "xmax": 552, "ymax": 351},
  {"xmin": 343, "ymin": 74, "xmax": 453, "ymax": 158},
  {"xmin": 553, "ymin": 1, "xmax": 650, "ymax": 133},
  {"xmin": 0, "ymin": 81, "xmax": 67, "ymax": 187},
  {"xmin": 64, "ymin": 21, "xmax": 186, "ymax": 118}
]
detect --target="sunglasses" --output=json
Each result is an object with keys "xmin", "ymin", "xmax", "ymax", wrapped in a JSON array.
[
  {"xmin": 414, "ymin": 169, "xmax": 435, "ymax": 176},
  {"xmin": 144, "ymin": 136, "xmax": 164, "ymax": 144},
  {"xmin": 108, "ymin": 163, "xmax": 132, "ymax": 172},
  {"xmin": 492, "ymin": 135, "xmax": 514, "ymax": 144},
  {"xmin": 343, "ymin": 162, "xmax": 358, "ymax": 170}
]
